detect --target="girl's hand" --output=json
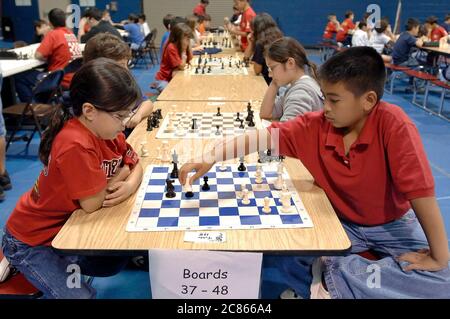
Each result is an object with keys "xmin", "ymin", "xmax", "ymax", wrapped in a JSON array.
[
  {"xmin": 179, "ymin": 161, "xmax": 215, "ymax": 186},
  {"xmin": 103, "ymin": 181, "xmax": 134, "ymax": 207},
  {"xmin": 398, "ymin": 249, "xmax": 449, "ymax": 272},
  {"xmin": 125, "ymin": 113, "xmax": 142, "ymax": 128}
]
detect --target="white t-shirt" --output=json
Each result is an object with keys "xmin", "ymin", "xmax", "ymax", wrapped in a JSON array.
[
  {"xmin": 140, "ymin": 22, "xmax": 151, "ymax": 37},
  {"xmin": 352, "ymin": 29, "xmax": 369, "ymax": 47},
  {"xmin": 369, "ymin": 30, "xmax": 391, "ymax": 53}
]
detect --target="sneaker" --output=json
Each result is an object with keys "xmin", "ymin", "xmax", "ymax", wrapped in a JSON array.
[
  {"xmin": 0, "ymin": 171, "xmax": 11, "ymax": 191},
  {"xmin": 310, "ymin": 258, "xmax": 331, "ymax": 299},
  {"xmin": 0, "ymin": 255, "xmax": 11, "ymax": 283},
  {"xmin": 280, "ymin": 288, "xmax": 303, "ymax": 299}
]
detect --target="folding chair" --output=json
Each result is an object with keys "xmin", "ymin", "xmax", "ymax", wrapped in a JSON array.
[{"xmin": 3, "ymin": 69, "xmax": 64, "ymax": 151}]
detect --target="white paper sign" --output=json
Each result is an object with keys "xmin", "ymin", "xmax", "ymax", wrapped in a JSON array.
[
  {"xmin": 184, "ymin": 231, "xmax": 226, "ymax": 243},
  {"xmin": 149, "ymin": 249, "xmax": 262, "ymax": 299}
]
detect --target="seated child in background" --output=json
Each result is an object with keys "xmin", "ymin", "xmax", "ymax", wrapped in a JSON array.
[
  {"xmin": 322, "ymin": 14, "xmax": 341, "ymax": 44},
  {"xmin": 259, "ymin": 37, "xmax": 324, "ymax": 122},
  {"xmin": 83, "ymin": 33, "xmax": 154, "ymax": 130},
  {"xmin": 179, "ymin": 47, "xmax": 450, "ymax": 299},
  {"xmin": 2, "ymin": 59, "xmax": 144, "ymax": 299},
  {"xmin": 369, "ymin": 20, "xmax": 396, "ymax": 63},
  {"xmin": 351, "ymin": 22, "xmax": 369, "ymax": 47},
  {"xmin": 155, "ymin": 23, "xmax": 193, "ymax": 92},
  {"xmin": 392, "ymin": 18, "xmax": 426, "ymax": 66}
]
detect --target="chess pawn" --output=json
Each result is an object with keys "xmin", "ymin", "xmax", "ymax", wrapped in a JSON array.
[
  {"xmin": 255, "ymin": 167, "xmax": 263, "ymax": 184},
  {"xmin": 274, "ymin": 172, "xmax": 283, "ymax": 190},
  {"xmin": 280, "ymin": 190, "xmax": 293, "ymax": 214},
  {"xmin": 161, "ymin": 141, "xmax": 171, "ymax": 162},
  {"xmin": 219, "ymin": 162, "xmax": 227, "ymax": 171},
  {"xmin": 239, "ymin": 184, "xmax": 247, "ymax": 198},
  {"xmin": 140, "ymin": 142, "xmax": 149, "ymax": 157},
  {"xmin": 262, "ymin": 197, "xmax": 272, "ymax": 214},
  {"xmin": 241, "ymin": 188, "xmax": 250, "ymax": 205}
]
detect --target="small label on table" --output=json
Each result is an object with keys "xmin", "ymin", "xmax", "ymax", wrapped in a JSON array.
[{"xmin": 184, "ymin": 231, "xmax": 226, "ymax": 243}]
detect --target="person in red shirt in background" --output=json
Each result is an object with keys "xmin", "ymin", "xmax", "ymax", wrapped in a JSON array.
[
  {"xmin": 2, "ymin": 59, "xmax": 144, "ymax": 299},
  {"xmin": 229, "ymin": 0, "xmax": 256, "ymax": 52},
  {"xmin": 323, "ymin": 14, "xmax": 342, "ymax": 44},
  {"xmin": 193, "ymin": 0, "xmax": 209, "ymax": 18},
  {"xmin": 14, "ymin": 8, "xmax": 82, "ymax": 103},
  {"xmin": 155, "ymin": 23, "xmax": 193, "ymax": 92},
  {"xmin": 425, "ymin": 16, "xmax": 448, "ymax": 41},
  {"xmin": 179, "ymin": 47, "xmax": 450, "ymax": 299},
  {"xmin": 336, "ymin": 10, "xmax": 356, "ymax": 47}
]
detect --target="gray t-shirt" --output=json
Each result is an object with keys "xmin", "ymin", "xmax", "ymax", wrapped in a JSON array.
[{"xmin": 273, "ymin": 75, "xmax": 324, "ymax": 122}]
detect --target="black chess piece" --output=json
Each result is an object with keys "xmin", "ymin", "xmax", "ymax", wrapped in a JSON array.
[
  {"xmin": 185, "ymin": 190, "xmax": 194, "ymax": 198},
  {"xmin": 202, "ymin": 176, "xmax": 210, "ymax": 191},
  {"xmin": 202, "ymin": 67, "xmax": 205, "ymax": 74},
  {"xmin": 238, "ymin": 161, "xmax": 246, "ymax": 172},
  {"xmin": 191, "ymin": 118, "xmax": 198, "ymax": 130},
  {"xmin": 266, "ymin": 149, "xmax": 272, "ymax": 157},
  {"xmin": 247, "ymin": 102, "xmax": 252, "ymax": 112},
  {"xmin": 248, "ymin": 115, "xmax": 255, "ymax": 127},
  {"xmin": 170, "ymin": 162, "xmax": 179, "ymax": 179},
  {"xmin": 239, "ymin": 119, "xmax": 245, "ymax": 129},
  {"xmin": 198, "ymin": 56, "xmax": 202, "ymax": 65},
  {"xmin": 221, "ymin": 63, "xmax": 224, "ymax": 70},
  {"xmin": 165, "ymin": 179, "xmax": 176, "ymax": 198},
  {"xmin": 146, "ymin": 117, "xmax": 153, "ymax": 131},
  {"xmin": 229, "ymin": 61, "xmax": 232, "ymax": 68},
  {"xmin": 235, "ymin": 112, "xmax": 241, "ymax": 121},
  {"xmin": 195, "ymin": 67, "xmax": 199, "ymax": 74},
  {"xmin": 245, "ymin": 110, "xmax": 253, "ymax": 122},
  {"xmin": 215, "ymin": 125, "xmax": 221, "ymax": 135},
  {"xmin": 216, "ymin": 107, "xmax": 222, "ymax": 116},
  {"xmin": 157, "ymin": 109, "xmax": 163, "ymax": 119},
  {"xmin": 208, "ymin": 66, "xmax": 212, "ymax": 73}
]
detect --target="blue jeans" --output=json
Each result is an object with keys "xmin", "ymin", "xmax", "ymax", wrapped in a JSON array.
[
  {"xmin": 276, "ymin": 210, "xmax": 450, "ymax": 298},
  {"xmin": 2, "ymin": 229, "xmax": 130, "ymax": 299},
  {"xmin": 154, "ymin": 80, "xmax": 168, "ymax": 93},
  {"xmin": 13, "ymin": 69, "xmax": 42, "ymax": 103}
]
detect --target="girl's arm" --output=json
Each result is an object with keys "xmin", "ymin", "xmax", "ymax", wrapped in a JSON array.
[
  {"xmin": 259, "ymin": 82, "xmax": 279, "ymax": 120},
  {"xmin": 398, "ymin": 197, "xmax": 449, "ymax": 271},
  {"xmin": 103, "ymin": 163, "xmax": 143, "ymax": 207},
  {"xmin": 126, "ymin": 100, "xmax": 154, "ymax": 128}
]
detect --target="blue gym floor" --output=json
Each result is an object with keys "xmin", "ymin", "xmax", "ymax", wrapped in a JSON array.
[{"xmin": 0, "ymin": 47, "xmax": 449, "ymax": 299}]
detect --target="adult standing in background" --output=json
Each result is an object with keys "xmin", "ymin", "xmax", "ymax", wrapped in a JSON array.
[{"xmin": 193, "ymin": 0, "xmax": 209, "ymax": 18}]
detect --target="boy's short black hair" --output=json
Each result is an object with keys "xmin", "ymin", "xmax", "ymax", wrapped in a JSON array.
[
  {"xmin": 163, "ymin": 14, "xmax": 174, "ymax": 29},
  {"xmin": 425, "ymin": 16, "xmax": 438, "ymax": 24},
  {"xmin": 319, "ymin": 47, "xmax": 386, "ymax": 101},
  {"xmin": 345, "ymin": 11, "xmax": 354, "ymax": 18},
  {"xmin": 48, "ymin": 8, "xmax": 66, "ymax": 28},
  {"xmin": 445, "ymin": 14, "xmax": 450, "ymax": 21},
  {"xmin": 85, "ymin": 7, "xmax": 103, "ymax": 21},
  {"xmin": 201, "ymin": 0, "xmax": 210, "ymax": 4},
  {"xmin": 128, "ymin": 13, "xmax": 139, "ymax": 23},
  {"xmin": 405, "ymin": 18, "xmax": 420, "ymax": 31},
  {"xmin": 139, "ymin": 14, "xmax": 146, "ymax": 21}
]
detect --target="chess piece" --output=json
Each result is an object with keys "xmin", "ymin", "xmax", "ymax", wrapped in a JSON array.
[
  {"xmin": 140, "ymin": 141, "xmax": 149, "ymax": 157},
  {"xmin": 184, "ymin": 178, "xmax": 194, "ymax": 198},
  {"xmin": 157, "ymin": 109, "xmax": 163, "ymax": 119},
  {"xmin": 247, "ymin": 115, "xmax": 255, "ymax": 127},
  {"xmin": 170, "ymin": 161, "xmax": 179, "ymax": 178},
  {"xmin": 191, "ymin": 118, "xmax": 198, "ymax": 130},
  {"xmin": 172, "ymin": 150, "xmax": 179, "ymax": 164},
  {"xmin": 277, "ymin": 162, "xmax": 284, "ymax": 175},
  {"xmin": 161, "ymin": 141, "xmax": 171, "ymax": 162},
  {"xmin": 255, "ymin": 163, "xmax": 263, "ymax": 184},
  {"xmin": 165, "ymin": 179, "xmax": 176, "ymax": 198},
  {"xmin": 239, "ymin": 119, "xmax": 245, "ymax": 129},
  {"xmin": 202, "ymin": 176, "xmax": 210, "ymax": 191},
  {"xmin": 274, "ymin": 172, "xmax": 283, "ymax": 190},
  {"xmin": 195, "ymin": 67, "xmax": 199, "ymax": 74},
  {"xmin": 235, "ymin": 112, "xmax": 241, "ymax": 122},
  {"xmin": 262, "ymin": 197, "xmax": 272, "ymax": 213},
  {"xmin": 221, "ymin": 63, "xmax": 224, "ymax": 70},
  {"xmin": 216, "ymin": 107, "xmax": 222, "ymax": 116},
  {"xmin": 238, "ymin": 157, "xmax": 246, "ymax": 171},
  {"xmin": 202, "ymin": 67, "xmax": 205, "ymax": 74},
  {"xmin": 241, "ymin": 188, "xmax": 250, "ymax": 205},
  {"xmin": 219, "ymin": 162, "xmax": 227, "ymax": 171},
  {"xmin": 215, "ymin": 125, "xmax": 221, "ymax": 136},
  {"xmin": 280, "ymin": 187, "xmax": 293, "ymax": 213},
  {"xmin": 146, "ymin": 117, "xmax": 153, "ymax": 131},
  {"xmin": 208, "ymin": 66, "xmax": 212, "ymax": 73}
]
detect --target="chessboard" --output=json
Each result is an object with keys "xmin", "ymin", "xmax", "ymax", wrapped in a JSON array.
[
  {"xmin": 126, "ymin": 163, "xmax": 313, "ymax": 232},
  {"xmin": 155, "ymin": 110, "xmax": 261, "ymax": 139},
  {"xmin": 187, "ymin": 55, "xmax": 248, "ymax": 76}
]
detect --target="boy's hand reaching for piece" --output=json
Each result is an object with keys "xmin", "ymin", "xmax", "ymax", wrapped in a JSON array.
[
  {"xmin": 179, "ymin": 161, "xmax": 215, "ymax": 186},
  {"xmin": 398, "ymin": 249, "xmax": 449, "ymax": 272},
  {"xmin": 103, "ymin": 181, "xmax": 134, "ymax": 207}
]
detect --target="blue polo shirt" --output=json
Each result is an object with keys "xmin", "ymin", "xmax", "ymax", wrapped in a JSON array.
[
  {"xmin": 392, "ymin": 32, "xmax": 418, "ymax": 65},
  {"xmin": 124, "ymin": 23, "xmax": 144, "ymax": 45}
]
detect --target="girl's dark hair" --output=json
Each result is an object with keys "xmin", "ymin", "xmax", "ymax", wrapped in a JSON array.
[
  {"xmin": 374, "ymin": 20, "xmax": 388, "ymax": 34},
  {"xmin": 39, "ymin": 58, "xmax": 141, "ymax": 165},
  {"xmin": 168, "ymin": 23, "xmax": 193, "ymax": 56},
  {"xmin": 251, "ymin": 13, "xmax": 283, "ymax": 49},
  {"xmin": 265, "ymin": 37, "xmax": 319, "ymax": 81}
]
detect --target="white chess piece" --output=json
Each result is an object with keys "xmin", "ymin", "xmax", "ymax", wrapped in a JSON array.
[
  {"xmin": 277, "ymin": 162, "xmax": 284, "ymax": 175},
  {"xmin": 241, "ymin": 188, "xmax": 250, "ymax": 205},
  {"xmin": 219, "ymin": 162, "xmax": 227, "ymax": 171},
  {"xmin": 184, "ymin": 177, "xmax": 193, "ymax": 193},
  {"xmin": 140, "ymin": 141, "xmax": 149, "ymax": 157},
  {"xmin": 262, "ymin": 196, "xmax": 271, "ymax": 213},
  {"xmin": 274, "ymin": 172, "xmax": 283, "ymax": 190},
  {"xmin": 255, "ymin": 164, "xmax": 263, "ymax": 184},
  {"xmin": 280, "ymin": 186, "xmax": 293, "ymax": 213},
  {"xmin": 161, "ymin": 141, "xmax": 171, "ymax": 162},
  {"xmin": 239, "ymin": 183, "xmax": 247, "ymax": 198}
]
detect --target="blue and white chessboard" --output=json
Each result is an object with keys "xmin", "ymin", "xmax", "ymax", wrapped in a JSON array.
[{"xmin": 126, "ymin": 163, "xmax": 313, "ymax": 232}]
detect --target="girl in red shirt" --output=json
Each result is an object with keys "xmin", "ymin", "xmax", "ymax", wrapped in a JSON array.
[
  {"xmin": 155, "ymin": 23, "xmax": 193, "ymax": 92},
  {"xmin": 2, "ymin": 58, "xmax": 144, "ymax": 299}
]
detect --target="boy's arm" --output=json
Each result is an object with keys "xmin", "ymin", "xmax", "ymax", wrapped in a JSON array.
[
  {"xmin": 103, "ymin": 163, "xmax": 143, "ymax": 207},
  {"xmin": 179, "ymin": 129, "xmax": 272, "ymax": 185},
  {"xmin": 398, "ymin": 197, "xmax": 449, "ymax": 271},
  {"xmin": 126, "ymin": 100, "xmax": 154, "ymax": 128}
]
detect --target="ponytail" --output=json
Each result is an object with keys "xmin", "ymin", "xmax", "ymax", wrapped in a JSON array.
[
  {"xmin": 39, "ymin": 103, "xmax": 73, "ymax": 166},
  {"xmin": 306, "ymin": 60, "xmax": 319, "ymax": 82}
]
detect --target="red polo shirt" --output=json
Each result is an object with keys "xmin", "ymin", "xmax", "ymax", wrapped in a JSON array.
[
  {"xmin": 193, "ymin": 4, "xmax": 206, "ymax": 17},
  {"xmin": 430, "ymin": 26, "xmax": 448, "ymax": 41},
  {"xmin": 336, "ymin": 18, "xmax": 355, "ymax": 42},
  {"xmin": 239, "ymin": 6, "xmax": 256, "ymax": 51},
  {"xmin": 323, "ymin": 21, "xmax": 337, "ymax": 39},
  {"xmin": 156, "ymin": 42, "xmax": 192, "ymax": 82},
  {"xmin": 268, "ymin": 101, "xmax": 435, "ymax": 226}
]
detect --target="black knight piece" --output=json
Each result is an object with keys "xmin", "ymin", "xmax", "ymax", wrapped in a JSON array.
[{"xmin": 165, "ymin": 179, "xmax": 176, "ymax": 198}]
